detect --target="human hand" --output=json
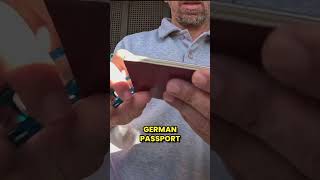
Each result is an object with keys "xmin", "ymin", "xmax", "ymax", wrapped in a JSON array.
[
  {"xmin": 213, "ymin": 24, "xmax": 320, "ymax": 180},
  {"xmin": 110, "ymin": 52, "xmax": 151, "ymax": 129},
  {"xmin": 163, "ymin": 68, "xmax": 210, "ymax": 144},
  {"xmin": 0, "ymin": 63, "xmax": 107, "ymax": 180}
]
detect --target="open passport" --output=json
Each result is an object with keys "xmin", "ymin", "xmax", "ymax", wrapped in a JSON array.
[{"xmin": 111, "ymin": 49, "xmax": 208, "ymax": 99}]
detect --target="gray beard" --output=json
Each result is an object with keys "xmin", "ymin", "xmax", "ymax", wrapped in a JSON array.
[{"xmin": 176, "ymin": 11, "xmax": 208, "ymax": 26}]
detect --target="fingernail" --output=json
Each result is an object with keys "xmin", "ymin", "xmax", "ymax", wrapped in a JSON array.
[
  {"xmin": 125, "ymin": 76, "xmax": 131, "ymax": 81},
  {"xmin": 129, "ymin": 87, "xmax": 135, "ymax": 94},
  {"xmin": 110, "ymin": 88, "xmax": 115, "ymax": 96},
  {"xmin": 0, "ymin": 85, "xmax": 15, "ymax": 107},
  {"xmin": 13, "ymin": 94, "xmax": 27, "ymax": 112},
  {"xmin": 49, "ymin": 47, "xmax": 65, "ymax": 61},
  {"xmin": 8, "ymin": 116, "xmax": 42, "ymax": 146},
  {"xmin": 112, "ymin": 97, "xmax": 123, "ymax": 108},
  {"xmin": 166, "ymin": 81, "xmax": 180, "ymax": 95},
  {"xmin": 163, "ymin": 92, "xmax": 175, "ymax": 103}
]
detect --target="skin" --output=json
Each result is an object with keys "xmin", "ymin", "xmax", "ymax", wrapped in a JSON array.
[
  {"xmin": 4, "ymin": 1, "xmax": 320, "ymax": 180},
  {"xmin": 110, "ymin": 53, "xmax": 151, "ymax": 129},
  {"xmin": 1, "ymin": 0, "xmax": 208, "ymax": 178},
  {"xmin": 166, "ymin": 0, "xmax": 210, "ymax": 40},
  {"xmin": 214, "ymin": 24, "xmax": 320, "ymax": 180},
  {"xmin": 163, "ymin": 69, "xmax": 210, "ymax": 143},
  {"xmin": 5, "ymin": 0, "xmax": 151, "ymax": 131},
  {"xmin": 5, "ymin": 0, "xmax": 74, "ymax": 85},
  {"xmin": 0, "ymin": 1, "xmax": 150, "ymax": 179},
  {"xmin": 162, "ymin": 1, "xmax": 211, "ymax": 144},
  {"xmin": 110, "ymin": 2, "xmax": 211, "ymax": 134},
  {"xmin": 0, "ymin": 64, "xmax": 107, "ymax": 180}
]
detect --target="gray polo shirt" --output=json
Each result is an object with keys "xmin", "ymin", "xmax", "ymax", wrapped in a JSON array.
[
  {"xmin": 109, "ymin": 18, "xmax": 232, "ymax": 180},
  {"xmin": 114, "ymin": 18, "xmax": 210, "ymax": 66}
]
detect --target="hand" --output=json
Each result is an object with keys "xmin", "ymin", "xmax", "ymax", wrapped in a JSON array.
[
  {"xmin": 0, "ymin": 63, "xmax": 107, "ymax": 180},
  {"xmin": 110, "ymin": 52, "xmax": 151, "ymax": 129},
  {"xmin": 213, "ymin": 24, "xmax": 320, "ymax": 180},
  {"xmin": 163, "ymin": 69, "xmax": 210, "ymax": 144}
]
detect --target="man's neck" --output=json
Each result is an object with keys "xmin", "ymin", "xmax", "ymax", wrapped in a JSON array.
[{"xmin": 171, "ymin": 18, "xmax": 210, "ymax": 41}]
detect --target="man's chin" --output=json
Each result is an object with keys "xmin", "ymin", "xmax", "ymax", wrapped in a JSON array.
[
  {"xmin": 178, "ymin": 21, "xmax": 203, "ymax": 27},
  {"xmin": 180, "ymin": 11, "xmax": 208, "ymax": 18},
  {"xmin": 178, "ymin": 15, "xmax": 206, "ymax": 25}
]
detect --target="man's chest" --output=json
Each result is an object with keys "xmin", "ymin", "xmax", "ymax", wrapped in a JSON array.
[{"xmin": 129, "ymin": 37, "xmax": 210, "ymax": 67}]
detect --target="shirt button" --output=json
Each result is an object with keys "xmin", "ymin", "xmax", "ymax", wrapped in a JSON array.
[{"xmin": 188, "ymin": 52, "xmax": 193, "ymax": 59}]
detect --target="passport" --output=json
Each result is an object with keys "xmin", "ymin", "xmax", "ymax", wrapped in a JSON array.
[{"xmin": 111, "ymin": 49, "xmax": 207, "ymax": 99}]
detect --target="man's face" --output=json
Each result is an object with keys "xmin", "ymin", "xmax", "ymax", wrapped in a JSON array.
[{"xmin": 167, "ymin": 1, "xmax": 210, "ymax": 27}]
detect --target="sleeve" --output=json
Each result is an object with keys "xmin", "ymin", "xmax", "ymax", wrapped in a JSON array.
[{"xmin": 110, "ymin": 125, "xmax": 140, "ymax": 150}]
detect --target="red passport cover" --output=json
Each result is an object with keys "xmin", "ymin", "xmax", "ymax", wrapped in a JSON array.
[
  {"xmin": 125, "ymin": 61, "xmax": 196, "ymax": 99},
  {"xmin": 112, "ymin": 50, "xmax": 207, "ymax": 99}
]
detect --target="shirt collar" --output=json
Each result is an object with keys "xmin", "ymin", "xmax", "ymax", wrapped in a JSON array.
[
  {"xmin": 203, "ymin": 31, "xmax": 211, "ymax": 41},
  {"xmin": 158, "ymin": 18, "xmax": 211, "ymax": 39},
  {"xmin": 158, "ymin": 18, "xmax": 181, "ymax": 39}
]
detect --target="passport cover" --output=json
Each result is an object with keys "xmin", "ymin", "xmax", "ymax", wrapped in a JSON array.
[{"xmin": 112, "ymin": 49, "xmax": 207, "ymax": 99}]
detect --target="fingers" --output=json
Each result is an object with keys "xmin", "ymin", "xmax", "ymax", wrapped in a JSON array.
[
  {"xmin": 163, "ymin": 92, "xmax": 210, "ymax": 144},
  {"xmin": 6, "ymin": 64, "xmax": 72, "ymax": 126},
  {"xmin": 111, "ymin": 51, "xmax": 133, "ymax": 86},
  {"xmin": 262, "ymin": 24, "xmax": 320, "ymax": 99},
  {"xmin": 110, "ymin": 53, "xmax": 151, "ymax": 130},
  {"xmin": 51, "ymin": 94, "xmax": 108, "ymax": 179},
  {"xmin": 192, "ymin": 68, "xmax": 210, "ymax": 93},
  {"xmin": 214, "ymin": 55, "xmax": 320, "ymax": 179},
  {"xmin": 111, "ymin": 91, "xmax": 151, "ymax": 127},
  {"xmin": 164, "ymin": 78, "xmax": 210, "ymax": 144},
  {"xmin": 29, "ymin": 0, "xmax": 56, "ymax": 28},
  {"xmin": 111, "ymin": 51, "xmax": 129, "ymax": 75},
  {"xmin": 165, "ymin": 79, "xmax": 210, "ymax": 119},
  {"xmin": 110, "ymin": 62, "xmax": 132, "ymax": 101}
]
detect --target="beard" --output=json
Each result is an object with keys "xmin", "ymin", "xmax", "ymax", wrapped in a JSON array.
[{"xmin": 176, "ymin": 7, "xmax": 208, "ymax": 26}]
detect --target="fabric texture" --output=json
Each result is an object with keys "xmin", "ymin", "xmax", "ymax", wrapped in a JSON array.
[{"xmin": 109, "ymin": 18, "xmax": 232, "ymax": 180}]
